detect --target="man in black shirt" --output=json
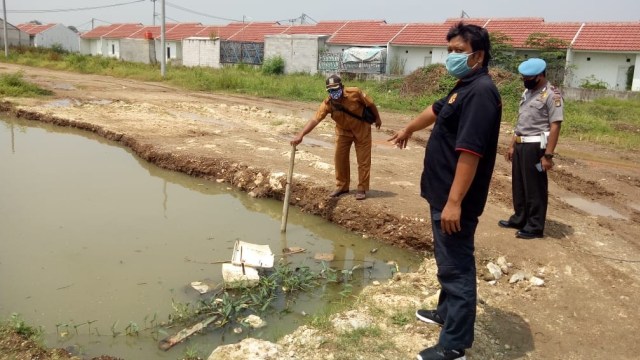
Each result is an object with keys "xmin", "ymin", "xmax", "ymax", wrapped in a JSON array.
[{"xmin": 389, "ymin": 22, "xmax": 502, "ymax": 360}]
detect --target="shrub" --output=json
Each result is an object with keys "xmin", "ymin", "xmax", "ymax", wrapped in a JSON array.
[
  {"xmin": 580, "ymin": 75, "xmax": 609, "ymax": 90},
  {"xmin": 262, "ymin": 56, "xmax": 285, "ymax": 75},
  {"xmin": 0, "ymin": 72, "xmax": 53, "ymax": 97},
  {"xmin": 50, "ymin": 43, "xmax": 67, "ymax": 54}
]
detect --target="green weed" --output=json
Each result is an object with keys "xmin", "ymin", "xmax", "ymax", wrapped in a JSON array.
[
  {"xmin": 0, "ymin": 72, "xmax": 53, "ymax": 97},
  {"xmin": 7, "ymin": 313, "xmax": 43, "ymax": 340}
]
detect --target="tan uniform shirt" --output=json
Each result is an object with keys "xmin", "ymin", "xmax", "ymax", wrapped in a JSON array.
[
  {"xmin": 313, "ymin": 86, "xmax": 379, "ymax": 136},
  {"xmin": 312, "ymin": 86, "xmax": 380, "ymax": 192},
  {"xmin": 515, "ymin": 82, "xmax": 564, "ymax": 136}
]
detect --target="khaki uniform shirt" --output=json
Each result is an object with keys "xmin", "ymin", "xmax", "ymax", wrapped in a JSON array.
[{"xmin": 313, "ymin": 87, "xmax": 379, "ymax": 137}]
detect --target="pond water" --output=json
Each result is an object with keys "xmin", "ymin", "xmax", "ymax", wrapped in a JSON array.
[{"xmin": 0, "ymin": 117, "xmax": 422, "ymax": 359}]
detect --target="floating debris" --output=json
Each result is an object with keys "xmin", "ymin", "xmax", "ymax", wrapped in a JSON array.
[{"xmin": 314, "ymin": 253, "xmax": 335, "ymax": 261}]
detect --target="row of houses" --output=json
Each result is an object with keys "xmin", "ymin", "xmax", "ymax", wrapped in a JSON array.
[
  {"xmin": 1, "ymin": 17, "xmax": 639, "ymax": 91},
  {"xmin": 0, "ymin": 19, "xmax": 80, "ymax": 51}
]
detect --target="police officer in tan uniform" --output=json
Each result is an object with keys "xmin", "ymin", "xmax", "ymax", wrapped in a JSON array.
[
  {"xmin": 499, "ymin": 58, "xmax": 563, "ymax": 239},
  {"xmin": 290, "ymin": 75, "xmax": 381, "ymax": 200}
]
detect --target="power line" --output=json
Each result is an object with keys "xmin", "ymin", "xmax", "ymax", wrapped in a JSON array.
[
  {"xmin": 75, "ymin": 18, "xmax": 113, "ymax": 31},
  {"xmin": 276, "ymin": 13, "xmax": 317, "ymax": 26},
  {"xmin": 276, "ymin": 13, "xmax": 318, "ymax": 25},
  {"xmin": 302, "ymin": 13, "xmax": 318, "ymax": 24},
  {"xmin": 165, "ymin": 1, "xmax": 240, "ymax": 23},
  {"xmin": 7, "ymin": 0, "xmax": 145, "ymax": 14}
]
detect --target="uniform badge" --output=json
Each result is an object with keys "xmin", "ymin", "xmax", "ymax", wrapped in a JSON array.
[
  {"xmin": 554, "ymin": 96, "xmax": 562, "ymax": 107},
  {"xmin": 551, "ymin": 86, "xmax": 562, "ymax": 107},
  {"xmin": 539, "ymin": 87, "xmax": 548, "ymax": 101},
  {"xmin": 448, "ymin": 93, "xmax": 458, "ymax": 104}
]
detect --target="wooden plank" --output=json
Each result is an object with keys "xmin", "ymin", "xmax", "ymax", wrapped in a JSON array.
[{"xmin": 158, "ymin": 315, "xmax": 219, "ymax": 351}]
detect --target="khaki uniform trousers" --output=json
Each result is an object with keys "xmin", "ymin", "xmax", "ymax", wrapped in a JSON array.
[{"xmin": 334, "ymin": 123, "xmax": 371, "ymax": 192}]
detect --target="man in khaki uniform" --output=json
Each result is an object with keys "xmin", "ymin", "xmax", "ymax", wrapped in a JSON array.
[{"xmin": 290, "ymin": 75, "xmax": 381, "ymax": 200}]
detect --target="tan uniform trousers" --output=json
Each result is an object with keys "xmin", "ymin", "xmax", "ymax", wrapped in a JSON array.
[
  {"xmin": 334, "ymin": 123, "xmax": 371, "ymax": 192},
  {"xmin": 314, "ymin": 86, "xmax": 377, "ymax": 193}
]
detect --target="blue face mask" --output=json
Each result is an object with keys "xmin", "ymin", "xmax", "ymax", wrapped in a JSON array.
[
  {"xmin": 328, "ymin": 88, "xmax": 343, "ymax": 100},
  {"xmin": 445, "ymin": 52, "xmax": 476, "ymax": 79}
]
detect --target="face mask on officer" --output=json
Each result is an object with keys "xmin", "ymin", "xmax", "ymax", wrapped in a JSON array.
[
  {"xmin": 328, "ymin": 87, "xmax": 343, "ymax": 100},
  {"xmin": 445, "ymin": 51, "xmax": 477, "ymax": 79},
  {"xmin": 523, "ymin": 76, "xmax": 540, "ymax": 90}
]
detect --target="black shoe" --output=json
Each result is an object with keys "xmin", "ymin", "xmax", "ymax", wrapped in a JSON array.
[
  {"xmin": 417, "ymin": 345, "xmax": 466, "ymax": 360},
  {"xmin": 515, "ymin": 230, "xmax": 544, "ymax": 239},
  {"xmin": 416, "ymin": 309, "xmax": 444, "ymax": 326},
  {"xmin": 498, "ymin": 220, "xmax": 520, "ymax": 229}
]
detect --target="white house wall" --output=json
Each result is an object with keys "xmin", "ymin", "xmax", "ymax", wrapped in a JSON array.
[
  {"xmin": 168, "ymin": 42, "xmax": 178, "ymax": 61},
  {"xmin": 80, "ymin": 38, "xmax": 102, "ymax": 56},
  {"xmin": 155, "ymin": 40, "xmax": 179, "ymax": 64},
  {"xmin": 632, "ymin": 57, "xmax": 640, "ymax": 91},
  {"xmin": 265, "ymin": 34, "xmax": 328, "ymax": 75},
  {"xmin": 34, "ymin": 24, "xmax": 79, "ymax": 52},
  {"xmin": 120, "ymin": 39, "xmax": 154, "ymax": 64},
  {"xmin": 431, "ymin": 48, "xmax": 449, "ymax": 65},
  {"xmin": 172, "ymin": 42, "xmax": 182, "ymax": 65},
  {"xmin": 569, "ymin": 51, "xmax": 636, "ymax": 90},
  {"xmin": 79, "ymin": 38, "xmax": 93, "ymax": 55},
  {"xmin": 182, "ymin": 38, "xmax": 220, "ymax": 68},
  {"xmin": 327, "ymin": 44, "xmax": 349, "ymax": 54},
  {"xmin": 390, "ymin": 46, "xmax": 437, "ymax": 75},
  {"xmin": 104, "ymin": 40, "xmax": 120, "ymax": 58},
  {"xmin": 0, "ymin": 20, "xmax": 29, "ymax": 46}
]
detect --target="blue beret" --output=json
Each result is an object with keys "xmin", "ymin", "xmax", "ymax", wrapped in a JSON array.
[{"xmin": 518, "ymin": 58, "xmax": 546, "ymax": 76}]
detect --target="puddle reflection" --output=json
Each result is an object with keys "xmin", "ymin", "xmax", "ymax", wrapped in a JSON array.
[{"xmin": 562, "ymin": 196, "xmax": 627, "ymax": 220}]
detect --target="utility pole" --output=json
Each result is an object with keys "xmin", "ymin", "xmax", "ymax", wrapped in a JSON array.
[
  {"xmin": 160, "ymin": 0, "xmax": 166, "ymax": 77},
  {"xmin": 151, "ymin": 0, "xmax": 157, "ymax": 26},
  {"xmin": 3, "ymin": 0, "xmax": 8, "ymax": 57}
]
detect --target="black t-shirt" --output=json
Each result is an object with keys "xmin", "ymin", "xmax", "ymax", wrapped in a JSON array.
[{"xmin": 420, "ymin": 67, "xmax": 502, "ymax": 218}]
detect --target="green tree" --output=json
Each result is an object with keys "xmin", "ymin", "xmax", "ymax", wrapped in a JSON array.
[
  {"xmin": 525, "ymin": 33, "xmax": 569, "ymax": 85},
  {"xmin": 489, "ymin": 31, "xmax": 519, "ymax": 72}
]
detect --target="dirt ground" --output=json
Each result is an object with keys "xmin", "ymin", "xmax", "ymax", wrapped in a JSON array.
[{"xmin": 1, "ymin": 63, "xmax": 640, "ymax": 359}]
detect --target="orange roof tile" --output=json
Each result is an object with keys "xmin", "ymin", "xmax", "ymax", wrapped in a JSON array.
[
  {"xmin": 128, "ymin": 25, "xmax": 159, "ymax": 39},
  {"xmin": 439, "ymin": 18, "xmax": 549, "ymax": 48},
  {"xmin": 536, "ymin": 22, "xmax": 584, "ymax": 45},
  {"xmin": 193, "ymin": 25, "xmax": 227, "ymax": 38},
  {"xmin": 77, "ymin": 19, "xmax": 640, "ymax": 53},
  {"xmin": 226, "ymin": 22, "xmax": 290, "ymax": 42},
  {"xmin": 164, "ymin": 23, "xmax": 205, "ymax": 41},
  {"xmin": 390, "ymin": 23, "xmax": 451, "ymax": 46},
  {"xmin": 483, "ymin": 18, "xmax": 547, "ymax": 47},
  {"xmin": 16, "ymin": 23, "xmax": 56, "ymax": 35},
  {"xmin": 81, "ymin": 24, "xmax": 144, "ymax": 39},
  {"xmin": 283, "ymin": 21, "xmax": 349, "ymax": 35},
  {"xmin": 572, "ymin": 22, "xmax": 640, "ymax": 51},
  {"xmin": 328, "ymin": 21, "xmax": 404, "ymax": 46},
  {"xmin": 443, "ymin": 17, "xmax": 492, "ymax": 27}
]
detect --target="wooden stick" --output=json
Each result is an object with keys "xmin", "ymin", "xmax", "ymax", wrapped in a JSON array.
[
  {"xmin": 184, "ymin": 256, "xmax": 230, "ymax": 265},
  {"xmin": 158, "ymin": 315, "xmax": 219, "ymax": 351},
  {"xmin": 280, "ymin": 144, "xmax": 296, "ymax": 232}
]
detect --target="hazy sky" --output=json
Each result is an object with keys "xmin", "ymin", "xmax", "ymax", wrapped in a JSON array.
[{"xmin": 5, "ymin": 0, "xmax": 640, "ymax": 32}]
